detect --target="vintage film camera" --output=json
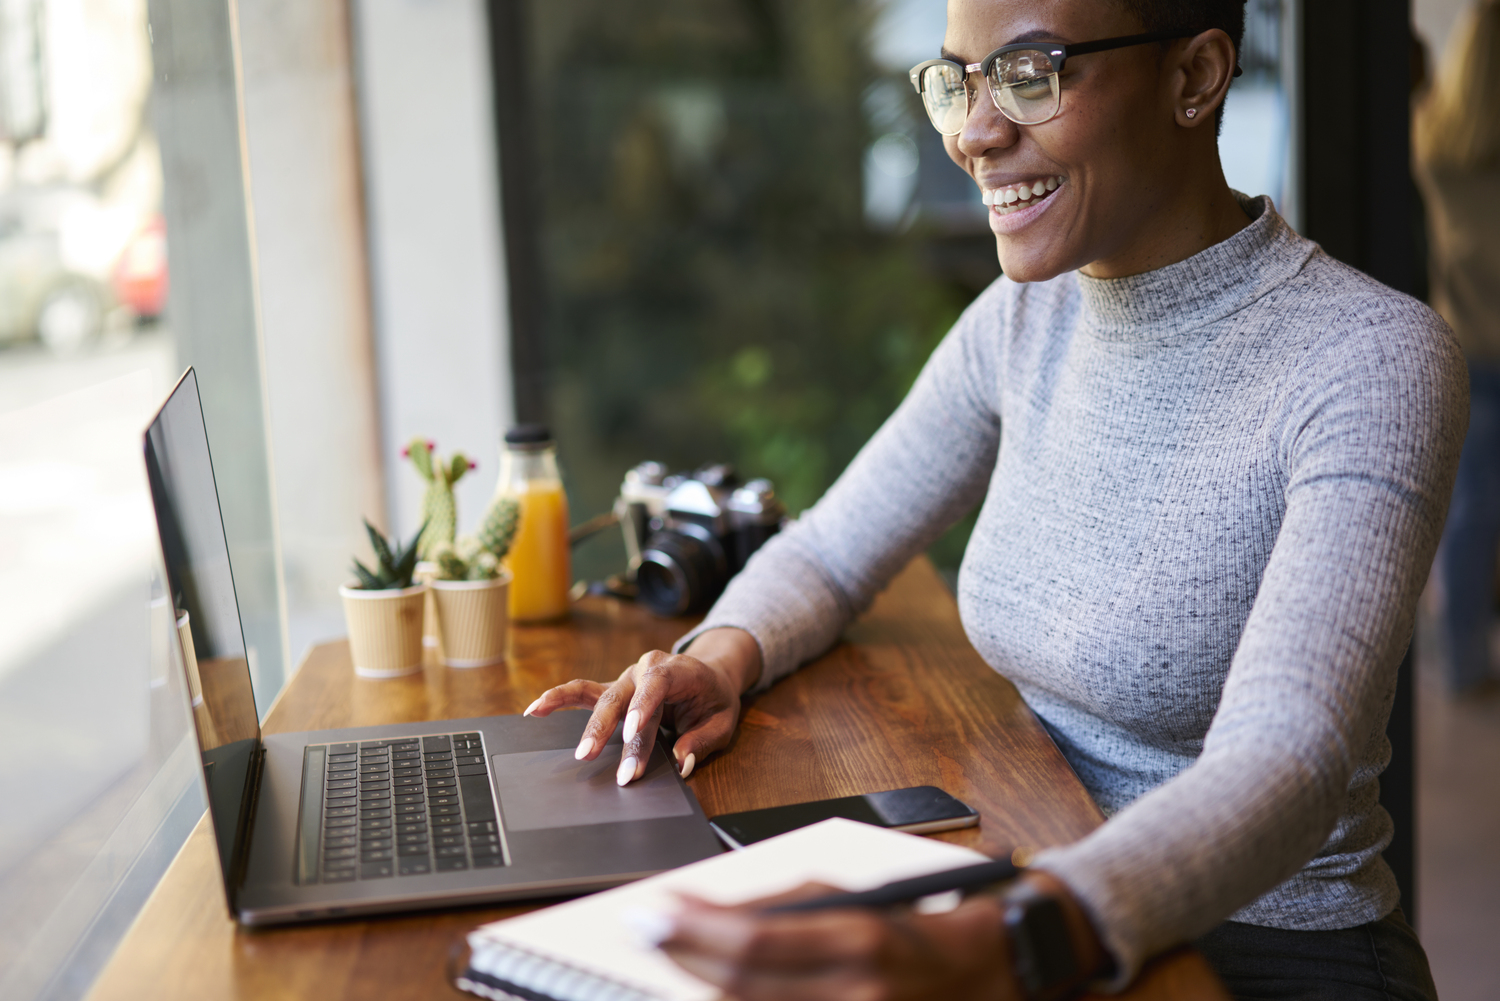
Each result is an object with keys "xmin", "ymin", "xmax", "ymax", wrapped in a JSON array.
[{"xmin": 612, "ymin": 462, "xmax": 786, "ymax": 616}]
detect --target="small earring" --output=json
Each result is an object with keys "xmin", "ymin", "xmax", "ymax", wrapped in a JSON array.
[{"xmin": 1185, "ymin": 107, "xmax": 1198, "ymax": 119}]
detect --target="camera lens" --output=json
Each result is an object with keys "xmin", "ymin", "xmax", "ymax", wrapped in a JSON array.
[{"xmin": 637, "ymin": 529, "xmax": 727, "ymax": 616}]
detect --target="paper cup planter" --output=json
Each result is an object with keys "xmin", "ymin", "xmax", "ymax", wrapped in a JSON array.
[
  {"xmin": 430, "ymin": 571, "xmax": 511, "ymax": 668},
  {"xmin": 339, "ymin": 583, "xmax": 427, "ymax": 678}
]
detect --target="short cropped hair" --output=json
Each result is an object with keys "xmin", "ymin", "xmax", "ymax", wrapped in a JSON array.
[{"xmin": 1114, "ymin": 0, "xmax": 1248, "ymax": 128}]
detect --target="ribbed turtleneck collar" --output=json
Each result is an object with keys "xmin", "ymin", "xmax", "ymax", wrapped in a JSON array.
[{"xmin": 1075, "ymin": 195, "xmax": 1316, "ymax": 343}]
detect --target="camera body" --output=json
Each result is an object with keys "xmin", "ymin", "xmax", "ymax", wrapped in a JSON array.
[{"xmin": 618, "ymin": 462, "xmax": 785, "ymax": 616}]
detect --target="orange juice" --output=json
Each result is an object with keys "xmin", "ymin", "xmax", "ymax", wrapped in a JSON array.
[{"xmin": 503, "ymin": 481, "xmax": 571, "ymax": 621}]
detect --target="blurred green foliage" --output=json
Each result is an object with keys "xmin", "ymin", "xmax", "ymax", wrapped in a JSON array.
[{"xmin": 529, "ymin": 0, "xmax": 982, "ymax": 581}]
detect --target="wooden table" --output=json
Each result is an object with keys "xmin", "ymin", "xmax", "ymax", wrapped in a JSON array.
[{"xmin": 87, "ymin": 558, "xmax": 1226, "ymax": 1000}]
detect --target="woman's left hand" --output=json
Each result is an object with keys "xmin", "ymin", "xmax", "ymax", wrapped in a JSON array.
[{"xmin": 657, "ymin": 888, "xmax": 1021, "ymax": 1001}]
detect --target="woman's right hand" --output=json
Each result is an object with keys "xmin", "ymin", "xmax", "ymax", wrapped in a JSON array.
[{"xmin": 523, "ymin": 627, "xmax": 763, "ymax": 787}]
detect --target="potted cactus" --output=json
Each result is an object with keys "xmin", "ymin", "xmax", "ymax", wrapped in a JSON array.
[
  {"xmin": 429, "ymin": 496, "xmax": 520, "ymax": 668},
  {"xmin": 403, "ymin": 438, "xmax": 475, "ymax": 560},
  {"xmin": 340, "ymin": 519, "xmax": 428, "ymax": 678}
]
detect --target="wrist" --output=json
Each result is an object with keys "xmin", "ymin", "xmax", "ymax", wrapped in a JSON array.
[
  {"xmin": 683, "ymin": 627, "xmax": 763, "ymax": 694},
  {"xmin": 1000, "ymin": 872, "xmax": 1111, "ymax": 1000}
]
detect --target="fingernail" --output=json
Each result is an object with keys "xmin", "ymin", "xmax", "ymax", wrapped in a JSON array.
[
  {"xmin": 617, "ymin": 755, "xmax": 638, "ymax": 786},
  {"xmin": 622, "ymin": 907, "xmax": 676, "ymax": 946},
  {"xmin": 523, "ymin": 697, "xmax": 541, "ymax": 717},
  {"xmin": 623, "ymin": 709, "xmax": 641, "ymax": 743},
  {"xmin": 575, "ymin": 737, "xmax": 595, "ymax": 761},
  {"xmin": 679, "ymin": 752, "xmax": 696, "ymax": 780}
]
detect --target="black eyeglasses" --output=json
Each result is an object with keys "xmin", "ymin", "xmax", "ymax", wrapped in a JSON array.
[{"xmin": 909, "ymin": 30, "xmax": 1240, "ymax": 134}]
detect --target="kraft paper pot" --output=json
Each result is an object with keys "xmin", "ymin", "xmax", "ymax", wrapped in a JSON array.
[
  {"xmin": 415, "ymin": 561, "xmax": 440, "ymax": 648},
  {"xmin": 430, "ymin": 572, "xmax": 511, "ymax": 668},
  {"xmin": 339, "ymin": 583, "xmax": 427, "ymax": 678}
]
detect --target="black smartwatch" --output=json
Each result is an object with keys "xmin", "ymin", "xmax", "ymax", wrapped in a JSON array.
[{"xmin": 1001, "ymin": 882, "xmax": 1084, "ymax": 1001}]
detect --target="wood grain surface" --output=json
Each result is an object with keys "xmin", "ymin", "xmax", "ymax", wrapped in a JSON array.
[{"xmin": 86, "ymin": 557, "xmax": 1226, "ymax": 1001}]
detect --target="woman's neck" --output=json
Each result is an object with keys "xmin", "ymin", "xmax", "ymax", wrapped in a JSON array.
[{"xmin": 1079, "ymin": 158, "xmax": 1252, "ymax": 281}]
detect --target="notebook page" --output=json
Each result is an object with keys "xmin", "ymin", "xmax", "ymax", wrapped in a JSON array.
[{"xmin": 468, "ymin": 818, "xmax": 989, "ymax": 1001}]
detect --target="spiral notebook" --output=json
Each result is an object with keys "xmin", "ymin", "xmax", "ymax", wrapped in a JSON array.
[{"xmin": 456, "ymin": 818, "xmax": 988, "ymax": 1001}]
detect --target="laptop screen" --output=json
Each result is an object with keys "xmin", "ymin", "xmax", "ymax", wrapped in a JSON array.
[{"xmin": 144, "ymin": 368, "xmax": 261, "ymax": 905}]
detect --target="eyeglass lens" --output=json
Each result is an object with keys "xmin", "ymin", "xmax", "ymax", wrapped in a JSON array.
[{"xmin": 917, "ymin": 49, "xmax": 1061, "ymax": 134}]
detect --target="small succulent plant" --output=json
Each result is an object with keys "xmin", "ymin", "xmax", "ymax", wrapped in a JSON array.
[
  {"xmin": 350, "ymin": 518, "xmax": 427, "ymax": 590},
  {"xmin": 432, "ymin": 496, "xmax": 521, "ymax": 581},
  {"xmin": 403, "ymin": 438, "xmax": 476, "ymax": 561}
]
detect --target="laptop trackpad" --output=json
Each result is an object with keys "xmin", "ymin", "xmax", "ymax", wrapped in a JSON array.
[{"xmin": 491, "ymin": 748, "xmax": 693, "ymax": 832}]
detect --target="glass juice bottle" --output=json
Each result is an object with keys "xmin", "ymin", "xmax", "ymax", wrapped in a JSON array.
[{"xmin": 495, "ymin": 425, "xmax": 571, "ymax": 621}]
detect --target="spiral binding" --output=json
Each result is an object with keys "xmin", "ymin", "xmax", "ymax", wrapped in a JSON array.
[{"xmin": 456, "ymin": 939, "xmax": 660, "ymax": 1001}]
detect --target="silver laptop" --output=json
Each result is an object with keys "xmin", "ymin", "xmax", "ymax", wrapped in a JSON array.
[{"xmin": 144, "ymin": 368, "xmax": 722, "ymax": 925}]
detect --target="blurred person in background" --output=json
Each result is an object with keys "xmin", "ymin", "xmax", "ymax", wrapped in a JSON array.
[{"xmin": 1416, "ymin": 0, "xmax": 1500, "ymax": 700}]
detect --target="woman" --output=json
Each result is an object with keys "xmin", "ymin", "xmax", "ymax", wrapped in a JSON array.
[
  {"xmin": 528, "ymin": 1, "xmax": 1465, "ymax": 997},
  {"xmin": 1416, "ymin": 0, "xmax": 1500, "ymax": 699}
]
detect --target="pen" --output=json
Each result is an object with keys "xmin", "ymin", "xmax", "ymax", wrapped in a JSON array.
[{"xmin": 763, "ymin": 858, "xmax": 1020, "ymax": 914}]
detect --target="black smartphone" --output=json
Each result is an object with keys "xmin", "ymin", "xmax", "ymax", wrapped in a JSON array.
[{"xmin": 708, "ymin": 786, "xmax": 979, "ymax": 849}]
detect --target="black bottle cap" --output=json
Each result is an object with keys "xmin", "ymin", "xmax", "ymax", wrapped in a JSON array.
[{"xmin": 504, "ymin": 424, "xmax": 552, "ymax": 446}]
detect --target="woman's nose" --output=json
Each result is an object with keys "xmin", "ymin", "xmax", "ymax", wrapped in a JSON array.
[{"xmin": 956, "ymin": 85, "xmax": 1020, "ymax": 159}]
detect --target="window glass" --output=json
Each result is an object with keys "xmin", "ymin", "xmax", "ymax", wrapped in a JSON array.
[
  {"xmin": 525, "ymin": 0, "xmax": 995, "ymax": 583},
  {"xmin": 0, "ymin": 1, "xmax": 283, "ymax": 997}
]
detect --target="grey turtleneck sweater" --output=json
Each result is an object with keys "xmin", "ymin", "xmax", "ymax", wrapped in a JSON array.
[{"xmin": 676, "ymin": 196, "xmax": 1467, "ymax": 984}]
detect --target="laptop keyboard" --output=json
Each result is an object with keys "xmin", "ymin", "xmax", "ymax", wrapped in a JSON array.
[{"xmin": 312, "ymin": 732, "xmax": 503, "ymax": 882}]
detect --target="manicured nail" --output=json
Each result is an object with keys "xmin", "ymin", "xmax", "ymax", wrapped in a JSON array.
[
  {"xmin": 623, "ymin": 709, "xmax": 641, "ymax": 743},
  {"xmin": 622, "ymin": 907, "xmax": 676, "ymax": 946},
  {"xmin": 679, "ymin": 752, "xmax": 696, "ymax": 780},
  {"xmin": 523, "ymin": 697, "xmax": 541, "ymax": 717},
  {"xmin": 575, "ymin": 737, "xmax": 595, "ymax": 761},
  {"xmin": 616, "ymin": 756, "xmax": 638, "ymax": 786}
]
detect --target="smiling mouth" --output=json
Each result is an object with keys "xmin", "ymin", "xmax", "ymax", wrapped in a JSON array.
[{"xmin": 982, "ymin": 175, "xmax": 1065, "ymax": 215}]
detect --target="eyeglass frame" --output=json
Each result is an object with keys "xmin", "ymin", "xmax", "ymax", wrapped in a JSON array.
[{"xmin": 908, "ymin": 29, "xmax": 1243, "ymax": 133}]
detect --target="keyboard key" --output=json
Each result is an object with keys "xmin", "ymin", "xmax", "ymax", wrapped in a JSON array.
[
  {"xmin": 427, "ymin": 777, "xmax": 456, "ymax": 788},
  {"xmin": 325, "ymin": 817, "xmax": 357, "ymax": 829},
  {"xmin": 362, "ymin": 836, "xmax": 393, "ymax": 849},
  {"xmin": 359, "ymin": 792, "xmax": 391, "ymax": 804},
  {"xmin": 397, "ymin": 822, "xmax": 427, "ymax": 834},
  {"xmin": 430, "ymin": 805, "xmax": 461, "ymax": 817},
  {"xmin": 469, "ymin": 833, "xmax": 499, "ymax": 845},
  {"xmin": 435, "ymin": 845, "xmax": 466, "ymax": 858},
  {"xmin": 467, "ymin": 820, "xmax": 498, "ymax": 834},
  {"xmin": 394, "ymin": 776, "xmax": 422, "ymax": 787},
  {"xmin": 323, "ymin": 868, "xmax": 358, "ymax": 882},
  {"xmin": 397, "ymin": 843, "xmax": 430, "ymax": 856},
  {"xmin": 360, "ymin": 810, "xmax": 392, "ymax": 821},
  {"xmin": 397, "ymin": 833, "xmax": 429, "ymax": 845},
  {"xmin": 325, "ymin": 779, "xmax": 356, "ymax": 790},
  {"xmin": 470, "ymin": 844, "xmax": 501, "ymax": 857},
  {"xmin": 423, "ymin": 752, "xmax": 453, "ymax": 763},
  {"xmin": 327, "ymin": 762, "xmax": 357, "ymax": 773},
  {"xmin": 324, "ymin": 807, "xmax": 357, "ymax": 818},
  {"xmin": 455, "ymin": 765, "xmax": 487, "ymax": 778},
  {"xmin": 427, "ymin": 796, "xmax": 460, "ymax": 809},
  {"xmin": 361, "ymin": 849, "xmax": 394, "ymax": 862},
  {"xmin": 330, "ymin": 742, "xmax": 358, "ymax": 754},
  {"xmin": 328, "ymin": 751, "xmax": 357, "ymax": 761},
  {"xmin": 395, "ymin": 794, "xmax": 424, "ymax": 806},
  {"xmin": 359, "ymin": 819, "xmax": 392, "ymax": 830},
  {"xmin": 436, "ymin": 857, "xmax": 468, "ymax": 872},
  {"xmin": 360, "ymin": 767, "xmax": 390, "ymax": 777},
  {"xmin": 433, "ymin": 825, "xmax": 463, "ymax": 838},
  {"xmin": 454, "ymin": 755, "xmax": 484, "ymax": 766},
  {"xmin": 324, "ymin": 834, "xmax": 357, "ymax": 848},
  {"xmin": 456, "ymin": 733, "xmax": 481, "ymax": 741},
  {"xmin": 395, "ymin": 802, "xmax": 426, "ymax": 814},
  {"xmin": 422, "ymin": 735, "xmax": 452, "ymax": 752},
  {"xmin": 425, "ymin": 769, "xmax": 455, "ymax": 780},
  {"xmin": 471, "ymin": 856, "xmax": 504, "ymax": 869},
  {"xmin": 393, "ymin": 768, "xmax": 422, "ymax": 778},
  {"xmin": 361, "ymin": 862, "xmax": 395, "ymax": 879},
  {"xmin": 435, "ymin": 835, "xmax": 464, "ymax": 847},
  {"xmin": 325, "ymin": 796, "xmax": 356, "ymax": 809},
  {"xmin": 324, "ymin": 856, "xmax": 357, "ymax": 871},
  {"xmin": 398, "ymin": 858, "xmax": 431, "ymax": 876},
  {"xmin": 323, "ymin": 846, "xmax": 358, "ymax": 860}
]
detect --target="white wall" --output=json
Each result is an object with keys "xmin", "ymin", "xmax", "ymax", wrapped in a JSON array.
[
  {"xmin": 236, "ymin": 0, "xmax": 389, "ymax": 660},
  {"xmin": 352, "ymin": 0, "xmax": 515, "ymax": 542}
]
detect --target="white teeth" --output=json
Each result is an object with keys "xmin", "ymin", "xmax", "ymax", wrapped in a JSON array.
[{"xmin": 983, "ymin": 176, "xmax": 1065, "ymax": 215}]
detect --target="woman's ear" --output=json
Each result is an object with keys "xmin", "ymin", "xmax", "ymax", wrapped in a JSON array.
[{"xmin": 1172, "ymin": 28, "xmax": 1237, "ymax": 128}]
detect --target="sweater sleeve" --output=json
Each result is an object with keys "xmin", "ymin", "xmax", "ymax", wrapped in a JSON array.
[
  {"xmin": 1030, "ymin": 302, "xmax": 1468, "ymax": 988},
  {"xmin": 673, "ymin": 284, "xmax": 1007, "ymax": 690}
]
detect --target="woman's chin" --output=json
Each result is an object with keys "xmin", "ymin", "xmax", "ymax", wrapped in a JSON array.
[{"xmin": 993, "ymin": 241, "xmax": 1070, "ymax": 285}]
